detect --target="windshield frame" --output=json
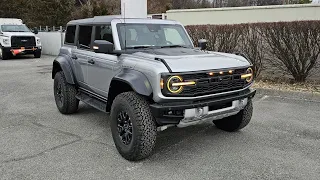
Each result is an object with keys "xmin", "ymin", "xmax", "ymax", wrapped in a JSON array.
[
  {"xmin": 116, "ymin": 23, "xmax": 194, "ymax": 50},
  {"xmin": 0, "ymin": 24, "xmax": 31, "ymax": 33}
]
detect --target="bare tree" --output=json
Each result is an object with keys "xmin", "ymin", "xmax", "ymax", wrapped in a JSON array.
[{"xmin": 263, "ymin": 21, "xmax": 320, "ymax": 82}]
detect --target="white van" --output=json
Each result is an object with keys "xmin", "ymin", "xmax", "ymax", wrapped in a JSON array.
[{"xmin": 0, "ymin": 18, "xmax": 41, "ymax": 60}]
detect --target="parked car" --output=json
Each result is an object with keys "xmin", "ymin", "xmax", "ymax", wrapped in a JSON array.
[
  {"xmin": 0, "ymin": 18, "xmax": 42, "ymax": 60},
  {"xmin": 52, "ymin": 16, "xmax": 256, "ymax": 161}
]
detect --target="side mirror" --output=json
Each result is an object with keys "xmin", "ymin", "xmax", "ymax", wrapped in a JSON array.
[
  {"xmin": 33, "ymin": 28, "xmax": 39, "ymax": 34},
  {"xmin": 93, "ymin": 40, "xmax": 114, "ymax": 54},
  {"xmin": 198, "ymin": 39, "xmax": 207, "ymax": 50}
]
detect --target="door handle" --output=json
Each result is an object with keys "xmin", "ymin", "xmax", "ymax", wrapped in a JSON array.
[
  {"xmin": 71, "ymin": 54, "xmax": 78, "ymax": 60},
  {"xmin": 88, "ymin": 59, "xmax": 95, "ymax": 64}
]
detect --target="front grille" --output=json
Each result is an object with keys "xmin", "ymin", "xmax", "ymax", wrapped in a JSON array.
[
  {"xmin": 163, "ymin": 68, "xmax": 251, "ymax": 97},
  {"xmin": 11, "ymin": 36, "xmax": 36, "ymax": 48},
  {"xmin": 182, "ymin": 79, "xmax": 246, "ymax": 96}
]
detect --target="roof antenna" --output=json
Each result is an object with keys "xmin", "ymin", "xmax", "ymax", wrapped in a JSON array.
[{"xmin": 124, "ymin": 1, "xmax": 127, "ymax": 51}]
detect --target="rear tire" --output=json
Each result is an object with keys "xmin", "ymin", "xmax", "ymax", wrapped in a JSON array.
[
  {"xmin": 214, "ymin": 99, "xmax": 253, "ymax": 132},
  {"xmin": 53, "ymin": 71, "xmax": 79, "ymax": 114},
  {"xmin": 110, "ymin": 91, "xmax": 157, "ymax": 161},
  {"xmin": 34, "ymin": 51, "xmax": 41, "ymax": 58}
]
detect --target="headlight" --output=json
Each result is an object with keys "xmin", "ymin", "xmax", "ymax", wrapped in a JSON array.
[
  {"xmin": 241, "ymin": 67, "xmax": 254, "ymax": 83},
  {"xmin": 36, "ymin": 39, "xmax": 41, "ymax": 45},
  {"xmin": 167, "ymin": 76, "xmax": 184, "ymax": 93},
  {"xmin": 3, "ymin": 38, "xmax": 9, "ymax": 45},
  {"xmin": 165, "ymin": 75, "xmax": 196, "ymax": 94}
]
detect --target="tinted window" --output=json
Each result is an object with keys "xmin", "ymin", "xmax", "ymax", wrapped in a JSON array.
[
  {"xmin": 65, "ymin": 26, "xmax": 76, "ymax": 44},
  {"xmin": 95, "ymin": 25, "xmax": 113, "ymax": 43},
  {"xmin": 78, "ymin": 25, "xmax": 92, "ymax": 49}
]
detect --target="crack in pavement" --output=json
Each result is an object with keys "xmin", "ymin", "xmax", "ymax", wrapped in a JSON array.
[
  {"xmin": 1, "ymin": 138, "xmax": 82, "ymax": 164},
  {"xmin": 0, "ymin": 121, "xmax": 83, "ymax": 164},
  {"xmin": 82, "ymin": 140, "xmax": 115, "ymax": 148},
  {"xmin": 30, "ymin": 121, "xmax": 82, "ymax": 139}
]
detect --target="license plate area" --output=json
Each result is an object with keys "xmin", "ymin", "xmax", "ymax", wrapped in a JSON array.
[{"xmin": 209, "ymin": 102, "xmax": 233, "ymax": 111}]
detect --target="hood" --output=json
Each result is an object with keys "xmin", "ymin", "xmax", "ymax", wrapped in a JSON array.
[
  {"xmin": 132, "ymin": 48, "xmax": 250, "ymax": 73},
  {"xmin": 2, "ymin": 32, "xmax": 36, "ymax": 37}
]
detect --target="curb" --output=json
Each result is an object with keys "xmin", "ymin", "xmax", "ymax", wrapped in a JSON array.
[{"xmin": 255, "ymin": 88, "xmax": 320, "ymax": 102}]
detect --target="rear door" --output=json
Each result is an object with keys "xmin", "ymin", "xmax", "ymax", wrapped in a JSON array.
[
  {"xmin": 86, "ymin": 25, "xmax": 119, "ymax": 97},
  {"xmin": 63, "ymin": 25, "xmax": 85, "ymax": 84},
  {"xmin": 70, "ymin": 25, "xmax": 94, "ymax": 88}
]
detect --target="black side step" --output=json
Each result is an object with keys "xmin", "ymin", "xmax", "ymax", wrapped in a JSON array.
[{"xmin": 76, "ymin": 89, "xmax": 108, "ymax": 113}]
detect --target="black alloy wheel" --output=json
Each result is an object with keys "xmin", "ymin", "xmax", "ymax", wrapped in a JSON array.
[
  {"xmin": 55, "ymin": 80, "xmax": 64, "ymax": 108},
  {"xmin": 117, "ymin": 111, "xmax": 133, "ymax": 145}
]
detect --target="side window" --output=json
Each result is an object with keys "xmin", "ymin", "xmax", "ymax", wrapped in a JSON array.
[
  {"xmin": 78, "ymin": 25, "xmax": 93, "ymax": 49},
  {"xmin": 95, "ymin": 25, "xmax": 113, "ymax": 43},
  {"xmin": 65, "ymin": 25, "xmax": 76, "ymax": 44}
]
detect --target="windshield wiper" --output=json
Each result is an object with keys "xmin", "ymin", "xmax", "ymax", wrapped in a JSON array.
[
  {"xmin": 160, "ymin": 45, "xmax": 189, "ymax": 48},
  {"xmin": 125, "ymin": 46, "xmax": 156, "ymax": 49}
]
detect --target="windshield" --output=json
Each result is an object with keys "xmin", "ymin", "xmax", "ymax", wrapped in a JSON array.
[
  {"xmin": 1, "ymin": 25, "xmax": 31, "ymax": 32},
  {"xmin": 117, "ymin": 23, "xmax": 193, "ymax": 49}
]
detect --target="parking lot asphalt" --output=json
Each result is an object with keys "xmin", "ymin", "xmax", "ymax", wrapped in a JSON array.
[{"xmin": 0, "ymin": 55, "xmax": 319, "ymax": 180}]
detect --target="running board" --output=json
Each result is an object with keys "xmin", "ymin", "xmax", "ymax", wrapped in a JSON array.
[{"xmin": 76, "ymin": 89, "xmax": 108, "ymax": 113}]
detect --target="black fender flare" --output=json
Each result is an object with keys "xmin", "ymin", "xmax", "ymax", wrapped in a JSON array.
[
  {"xmin": 112, "ymin": 69, "xmax": 153, "ymax": 97},
  {"xmin": 52, "ymin": 55, "xmax": 75, "ymax": 84}
]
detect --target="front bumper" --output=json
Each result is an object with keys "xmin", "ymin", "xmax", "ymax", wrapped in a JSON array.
[
  {"xmin": 2, "ymin": 46, "xmax": 41, "ymax": 56},
  {"xmin": 150, "ymin": 88, "xmax": 256, "ymax": 126}
]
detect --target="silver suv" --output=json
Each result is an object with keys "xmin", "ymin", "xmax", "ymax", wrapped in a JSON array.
[{"xmin": 52, "ymin": 16, "xmax": 256, "ymax": 161}]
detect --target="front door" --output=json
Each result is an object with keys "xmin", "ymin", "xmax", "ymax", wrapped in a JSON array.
[
  {"xmin": 86, "ymin": 53, "xmax": 118, "ymax": 97},
  {"xmin": 85, "ymin": 25, "xmax": 119, "ymax": 97},
  {"xmin": 71, "ymin": 48, "xmax": 89, "ymax": 86}
]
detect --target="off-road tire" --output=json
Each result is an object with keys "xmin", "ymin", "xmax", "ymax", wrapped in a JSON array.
[
  {"xmin": 34, "ymin": 51, "xmax": 41, "ymax": 58},
  {"xmin": 53, "ymin": 71, "xmax": 79, "ymax": 114},
  {"xmin": 0, "ymin": 47, "xmax": 10, "ymax": 60},
  {"xmin": 214, "ymin": 99, "xmax": 253, "ymax": 132},
  {"xmin": 110, "ymin": 91, "xmax": 157, "ymax": 161}
]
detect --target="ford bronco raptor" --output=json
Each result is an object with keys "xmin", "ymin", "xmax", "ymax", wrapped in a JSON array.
[{"xmin": 52, "ymin": 16, "xmax": 256, "ymax": 161}]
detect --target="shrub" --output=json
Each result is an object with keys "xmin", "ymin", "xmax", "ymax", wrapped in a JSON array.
[
  {"xmin": 262, "ymin": 21, "xmax": 320, "ymax": 82},
  {"xmin": 239, "ymin": 25, "xmax": 265, "ymax": 78},
  {"xmin": 186, "ymin": 24, "xmax": 244, "ymax": 53},
  {"xmin": 185, "ymin": 21, "xmax": 320, "ymax": 82}
]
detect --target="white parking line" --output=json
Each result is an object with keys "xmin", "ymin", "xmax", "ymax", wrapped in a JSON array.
[{"xmin": 255, "ymin": 95, "xmax": 269, "ymax": 102}]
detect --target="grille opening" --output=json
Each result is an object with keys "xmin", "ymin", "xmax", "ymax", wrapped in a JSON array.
[
  {"xmin": 209, "ymin": 102, "xmax": 233, "ymax": 111},
  {"xmin": 11, "ymin": 36, "xmax": 36, "ymax": 48}
]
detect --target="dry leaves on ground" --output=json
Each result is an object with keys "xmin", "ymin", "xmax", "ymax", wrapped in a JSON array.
[{"xmin": 253, "ymin": 80, "xmax": 320, "ymax": 94}]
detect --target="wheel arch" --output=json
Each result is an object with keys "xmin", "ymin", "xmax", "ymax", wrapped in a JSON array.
[
  {"xmin": 106, "ymin": 69, "xmax": 153, "ymax": 112},
  {"xmin": 52, "ymin": 56, "xmax": 75, "ymax": 85}
]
